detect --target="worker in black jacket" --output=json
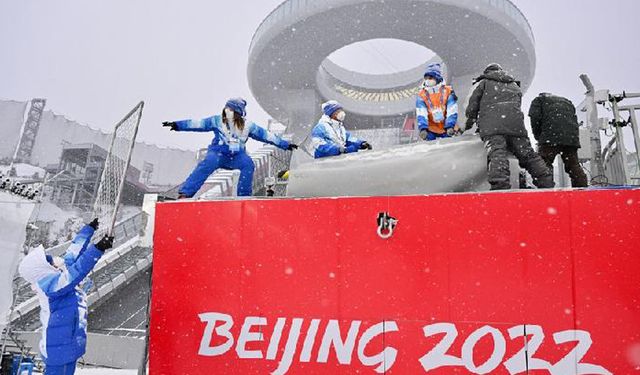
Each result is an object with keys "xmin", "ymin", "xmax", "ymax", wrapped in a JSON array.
[
  {"xmin": 465, "ymin": 63, "xmax": 554, "ymax": 190},
  {"xmin": 529, "ymin": 93, "xmax": 588, "ymax": 187}
]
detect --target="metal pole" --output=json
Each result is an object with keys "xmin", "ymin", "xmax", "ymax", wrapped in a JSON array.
[
  {"xmin": 620, "ymin": 106, "xmax": 640, "ymax": 178},
  {"xmin": 610, "ymin": 98, "xmax": 630, "ymax": 185},
  {"xmin": 579, "ymin": 75, "xmax": 605, "ymax": 180}
]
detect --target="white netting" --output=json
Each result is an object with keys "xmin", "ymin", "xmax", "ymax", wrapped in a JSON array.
[{"xmin": 93, "ymin": 102, "xmax": 144, "ymax": 236}]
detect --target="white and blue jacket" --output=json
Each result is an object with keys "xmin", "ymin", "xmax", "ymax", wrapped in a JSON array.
[
  {"xmin": 311, "ymin": 115, "xmax": 364, "ymax": 159},
  {"xmin": 18, "ymin": 225, "xmax": 102, "ymax": 366},
  {"xmin": 174, "ymin": 115, "xmax": 290, "ymax": 155}
]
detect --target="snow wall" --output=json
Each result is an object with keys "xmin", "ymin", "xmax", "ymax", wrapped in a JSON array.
[
  {"xmin": 0, "ymin": 192, "xmax": 36, "ymax": 329},
  {"xmin": 287, "ymin": 134, "xmax": 519, "ymax": 197},
  {"xmin": 0, "ymin": 100, "xmax": 197, "ymax": 186},
  {"xmin": 150, "ymin": 189, "xmax": 640, "ymax": 374}
]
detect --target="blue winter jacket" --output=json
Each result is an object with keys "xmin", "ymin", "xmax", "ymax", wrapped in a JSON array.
[
  {"xmin": 174, "ymin": 115, "xmax": 290, "ymax": 154},
  {"xmin": 18, "ymin": 225, "xmax": 103, "ymax": 366},
  {"xmin": 311, "ymin": 115, "xmax": 364, "ymax": 159}
]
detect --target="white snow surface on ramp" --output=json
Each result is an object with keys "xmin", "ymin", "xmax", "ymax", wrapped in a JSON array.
[
  {"xmin": 287, "ymin": 134, "xmax": 493, "ymax": 197},
  {"xmin": 74, "ymin": 369, "xmax": 137, "ymax": 375}
]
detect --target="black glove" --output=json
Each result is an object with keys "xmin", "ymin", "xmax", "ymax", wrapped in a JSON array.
[
  {"xmin": 465, "ymin": 120, "xmax": 475, "ymax": 132},
  {"xmin": 360, "ymin": 142, "xmax": 372, "ymax": 150},
  {"xmin": 88, "ymin": 218, "xmax": 99, "ymax": 230},
  {"xmin": 162, "ymin": 121, "xmax": 178, "ymax": 131},
  {"xmin": 446, "ymin": 128, "xmax": 456, "ymax": 137},
  {"xmin": 95, "ymin": 235, "xmax": 114, "ymax": 252},
  {"xmin": 287, "ymin": 143, "xmax": 299, "ymax": 151}
]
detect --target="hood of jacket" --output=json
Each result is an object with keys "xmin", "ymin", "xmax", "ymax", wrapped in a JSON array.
[
  {"xmin": 481, "ymin": 69, "xmax": 516, "ymax": 84},
  {"xmin": 18, "ymin": 246, "xmax": 59, "ymax": 285}
]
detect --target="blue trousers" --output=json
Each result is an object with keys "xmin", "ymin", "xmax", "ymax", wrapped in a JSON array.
[
  {"xmin": 45, "ymin": 361, "xmax": 76, "ymax": 375},
  {"xmin": 424, "ymin": 130, "xmax": 451, "ymax": 141},
  {"xmin": 180, "ymin": 149, "xmax": 255, "ymax": 197}
]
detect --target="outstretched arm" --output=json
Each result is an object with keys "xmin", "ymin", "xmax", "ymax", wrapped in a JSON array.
[
  {"xmin": 173, "ymin": 116, "xmax": 217, "ymax": 132},
  {"xmin": 247, "ymin": 122, "xmax": 291, "ymax": 149},
  {"xmin": 40, "ymin": 245, "xmax": 104, "ymax": 298},
  {"xmin": 345, "ymin": 131, "xmax": 364, "ymax": 153},
  {"xmin": 63, "ymin": 223, "xmax": 96, "ymax": 267}
]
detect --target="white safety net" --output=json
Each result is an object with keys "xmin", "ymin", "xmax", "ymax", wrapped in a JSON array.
[{"xmin": 93, "ymin": 102, "xmax": 144, "ymax": 236}]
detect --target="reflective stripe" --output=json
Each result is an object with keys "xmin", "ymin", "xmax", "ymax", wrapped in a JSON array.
[{"xmin": 416, "ymin": 107, "xmax": 429, "ymax": 118}]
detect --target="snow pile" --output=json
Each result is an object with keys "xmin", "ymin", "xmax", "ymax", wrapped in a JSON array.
[
  {"xmin": 34, "ymin": 201, "xmax": 85, "ymax": 245},
  {"xmin": 0, "ymin": 163, "xmax": 45, "ymax": 179},
  {"xmin": 287, "ymin": 134, "xmax": 496, "ymax": 197}
]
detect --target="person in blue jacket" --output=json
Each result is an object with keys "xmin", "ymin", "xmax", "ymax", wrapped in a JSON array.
[
  {"xmin": 415, "ymin": 63, "xmax": 460, "ymax": 141},
  {"xmin": 311, "ymin": 100, "xmax": 372, "ymax": 159},
  {"xmin": 163, "ymin": 98, "xmax": 298, "ymax": 198},
  {"xmin": 18, "ymin": 219, "xmax": 114, "ymax": 375}
]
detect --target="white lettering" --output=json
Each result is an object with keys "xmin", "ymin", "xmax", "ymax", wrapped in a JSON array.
[
  {"xmin": 461, "ymin": 325, "xmax": 506, "ymax": 374},
  {"xmin": 419, "ymin": 323, "xmax": 462, "ymax": 371},
  {"xmin": 266, "ymin": 318, "xmax": 287, "ymax": 360},
  {"xmin": 198, "ymin": 312, "xmax": 234, "ymax": 357},
  {"xmin": 551, "ymin": 330, "xmax": 612, "ymax": 375},
  {"xmin": 503, "ymin": 325, "xmax": 550, "ymax": 374},
  {"xmin": 236, "ymin": 316, "xmax": 266, "ymax": 359},
  {"xmin": 272, "ymin": 318, "xmax": 303, "ymax": 375},
  {"xmin": 299, "ymin": 319, "xmax": 320, "ymax": 362},
  {"xmin": 317, "ymin": 320, "xmax": 361, "ymax": 364},
  {"xmin": 357, "ymin": 321, "xmax": 398, "ymax": 373}
]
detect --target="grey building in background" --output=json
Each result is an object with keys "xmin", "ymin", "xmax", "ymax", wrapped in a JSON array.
[
  {"xmin": 0, "ymin": 99, "xmax": 197, "ymax": 187},
  {"xmin": 46, "ymin": 143, "xmax": 147, "ymax": 210}
]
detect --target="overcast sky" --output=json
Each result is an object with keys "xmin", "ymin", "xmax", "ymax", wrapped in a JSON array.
[{"xmin": 1, "ymin": 0, "xmax": 639, "ymax": 151}]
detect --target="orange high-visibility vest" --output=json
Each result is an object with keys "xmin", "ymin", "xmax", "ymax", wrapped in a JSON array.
[{"xmin": 419, "ymin": 85, "xmax": 452, "ymax": 134}]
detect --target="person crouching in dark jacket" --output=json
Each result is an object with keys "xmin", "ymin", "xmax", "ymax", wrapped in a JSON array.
[
  {"xmin": 529, "ymin": 93, "xmax": 588, "ymax": 187},
  {"xmin": 465, "ymin": 63, "xmax": 554, "ymax": 190}
]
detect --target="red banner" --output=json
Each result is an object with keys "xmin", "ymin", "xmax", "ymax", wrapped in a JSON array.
[{"xmin": 150, "ymin": 190, "xmax": 640, "ymax": 374}]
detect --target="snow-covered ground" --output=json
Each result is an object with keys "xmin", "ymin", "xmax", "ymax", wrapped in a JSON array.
[
  {"xmin": 75, "ymin": 369, "xmax": 138, "ymax": 375},
  {"xmin": 0, "ymin": 163, "xmax": 45, "ymax": 179}
]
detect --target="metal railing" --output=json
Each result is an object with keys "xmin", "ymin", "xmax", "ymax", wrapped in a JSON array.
[{"xmin": 601, "ymin": 97, "xmax": 640, "ymax": 185}]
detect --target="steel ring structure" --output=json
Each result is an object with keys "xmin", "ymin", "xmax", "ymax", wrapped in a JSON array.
[{"xmin": 248, "ymin": 0, "xmax": 536, "ymax": 132}]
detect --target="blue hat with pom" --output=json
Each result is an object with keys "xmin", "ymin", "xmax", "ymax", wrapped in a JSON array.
[
  {"xmin": 322, "ymin": 100, "xmax": 343, "ymax": 117},
  {"xmin": 225, "ymin": 98, "xmax": 247, "ymax": 117},
  {"xmin": 423, "ymin": 63, "xmax": 444, "ymax": 83}
]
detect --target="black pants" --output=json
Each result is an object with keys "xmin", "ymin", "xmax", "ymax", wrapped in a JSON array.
[
  {"xmin": 483, "ymin": 135, "xmax": 554, "ymax": 190},
  {"xmin": 538, "ymin": 145, "xmax": 588, "ymax": 187}
]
